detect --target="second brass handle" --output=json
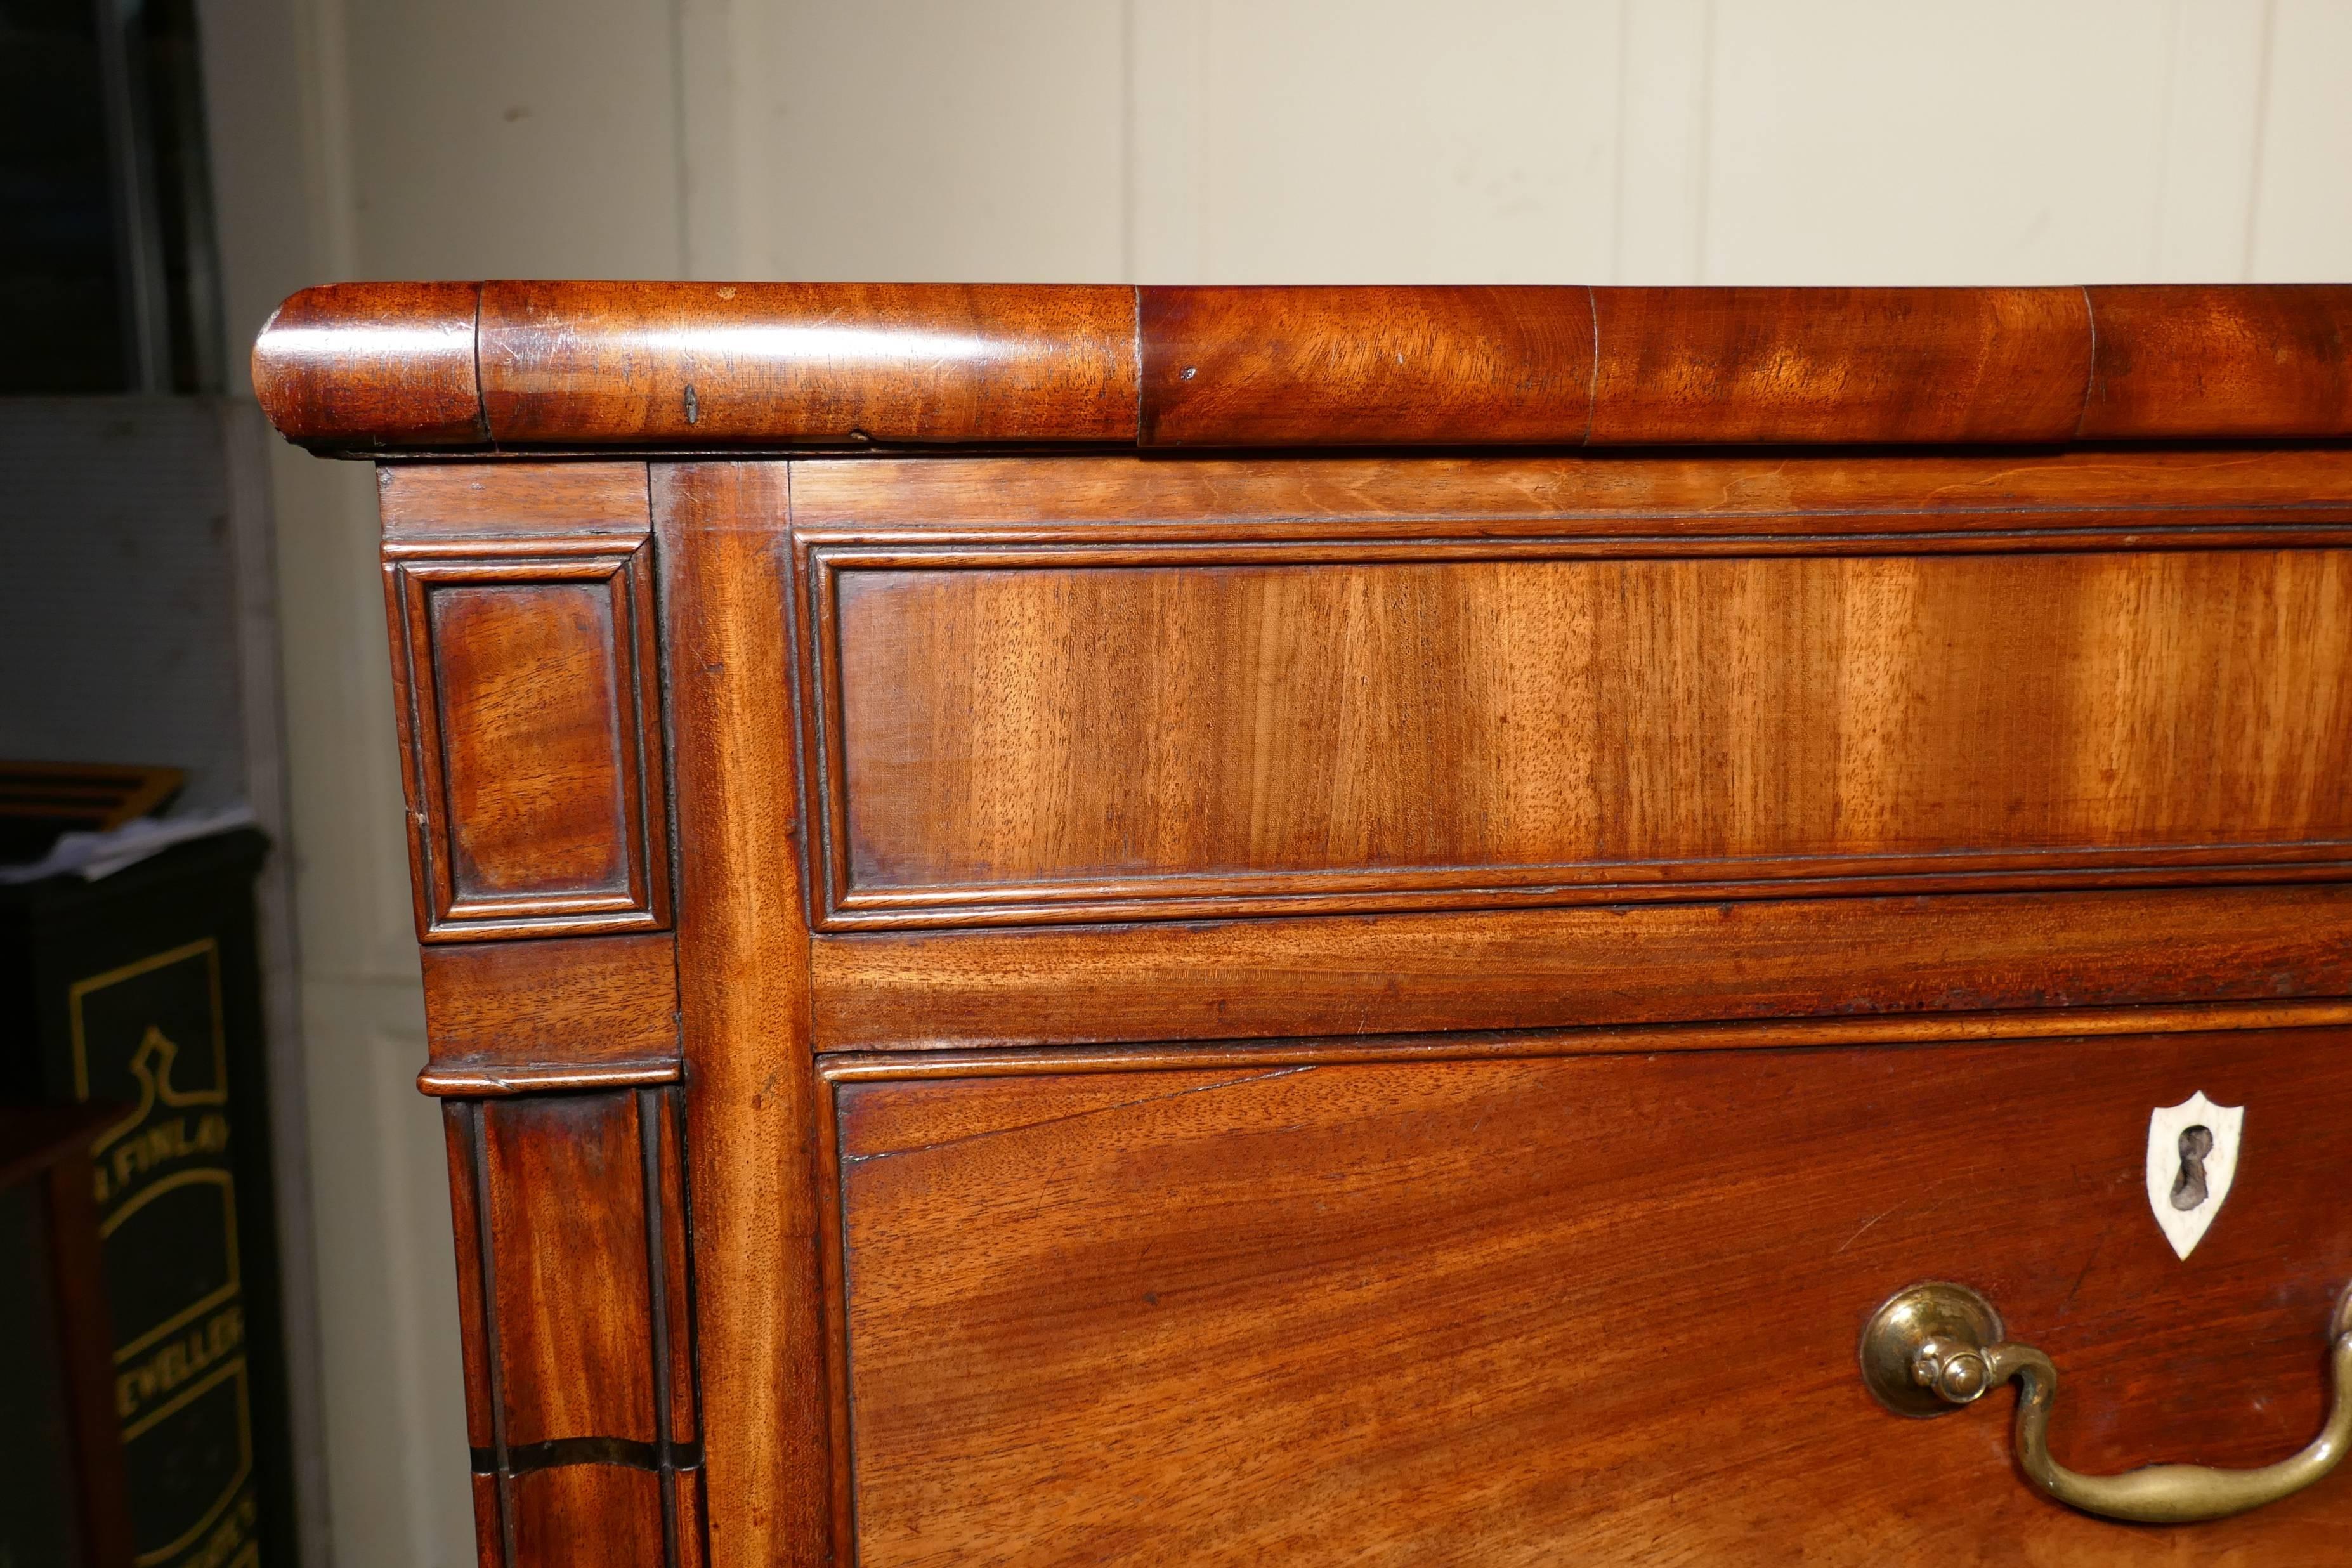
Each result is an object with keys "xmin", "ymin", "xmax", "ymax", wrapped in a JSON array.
[{"xmin": 1860, "ymin": 1280, "xmax": 2352, "ymax": 1524}]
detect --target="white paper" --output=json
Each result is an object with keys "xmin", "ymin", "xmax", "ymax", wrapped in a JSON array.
[{"xmin": 0, "ymin": 804, "xmax": 259, "ymax": 885}]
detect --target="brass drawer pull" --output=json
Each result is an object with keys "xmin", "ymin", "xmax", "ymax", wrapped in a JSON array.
[{"xmin": 1860, "ymin": 1281, "xmax": 2352, "ymax": 1524}]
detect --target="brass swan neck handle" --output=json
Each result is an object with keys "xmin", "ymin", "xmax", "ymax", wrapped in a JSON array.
[{"xmin": 1860, "ymin": 1281, "xmax": 2352, "ymax": 1524}]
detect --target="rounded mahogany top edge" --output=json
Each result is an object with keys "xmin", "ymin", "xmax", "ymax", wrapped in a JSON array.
[{"xmin": 251, "ymin": 281, "xmax": 2352, "ymax": 452}]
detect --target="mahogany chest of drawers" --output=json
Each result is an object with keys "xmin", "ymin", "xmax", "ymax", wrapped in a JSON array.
[{"xmin": 258, "ymin": 283, "xmax": 2352, "ymax": 1565}]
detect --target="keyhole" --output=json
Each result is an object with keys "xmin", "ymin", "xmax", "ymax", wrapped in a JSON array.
[{"xmin": 2170, "ymin": 1124, "xmax": 2214, "ymax": 1212}]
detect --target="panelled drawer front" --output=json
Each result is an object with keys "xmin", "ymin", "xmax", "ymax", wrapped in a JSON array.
[
  {"xmin": 813, "ymin": 547, "xmax": 2352, "ymax": 927},
  {"xmin": 833, "ymin": 1031, "xmax": 2352, "ymax": 1564}
]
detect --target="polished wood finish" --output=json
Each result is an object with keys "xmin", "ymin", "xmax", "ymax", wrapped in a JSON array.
[
  {"xmin": 377, "ymin": 460, "xmax": 655, "ymax": 539},
  {"xmin": 418, "ymin": 934, "xmax": 679, "ymax": 1088},
  {"xmin": 254, "ymin": 282, "xmax": 2352, "ymax": 450},
  {"xmin": 1, "ymin": 1104, "xmax": 135, "ymax": 1568},
  {"xmin": 830, "ymin": 1026, "xmax": 2352, "ymax": 1564},
  {"xmin": 655, "ymin": 464, "xmax": 835, "ymax": 1568},
  {"xmin": 818, "ymin": 998, "xmax": 2352, "ymax": 1082},
  {"xmin": 260, "ymin": 282, "xmax": 2352, "ymax": 1564},
  {"xmin": 1138, "ymin": 285, "xmax": 1597, "ymax": 446},
  {"xmin": 2083, "ymin": 284, "xmax": 2352, "ymax": 438},
  {"xmin": 441, "ymin": 1107, "xmax": 495, "ymax": 1457},
  {"xmin": 652, "ymin": 1090, "xmax": 698, "ymax": 1450},
  {"xmin": 511, "ymin": 1467, "xmax": 666, "ymax": 1568},
  {"xmin": 809, "ymin": 884, "xmax": 2352, "ymax": 1050},
  {"xmin": 251, "ymin": 279, "xmax": 483, "ymax": 447},
  {"xmin": 442, "ymin": 1088, "xmax": 701, "ymax": 1567},
  {"xmin": 384, "ymin": 520, "xmax": 669, "ymax": 941},
  {"xmin": 816, "ymin": 548, "xmax": 2352, "ymax": 926},
  {"xmin": 479, "ymin": 281, "xmax": 1137, "ymax": 446},
  {"xmin": 788, "ymin": 443, "xmax": 2352, "ymax": 535},
  {"xmin": 1588, "ymin": 284, "xmax": 2091, "ymax": 443},
  {"xmin": 420, "ymin": 1059, "xmax": 684, "ymax": 1097},
  {"xmin": 481, "ymin": 1092, "xmax": 658, "ymax": 1447}
]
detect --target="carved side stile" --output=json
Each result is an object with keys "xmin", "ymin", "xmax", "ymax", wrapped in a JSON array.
[{"xmin": 381, "ymin": 462, "xmax": 707, "ymax": 1568}]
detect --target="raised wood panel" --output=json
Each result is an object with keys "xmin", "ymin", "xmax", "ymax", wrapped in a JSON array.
[
  {"xmin": 386, "ymin": 539, "xmax": 669, "ymax": 940},
  {"xmin": 807, "ymin": 884, "xmax": 2352, "ymax": 1051},
  {"xmin": 814, "ymin": 547, "xmax": 2352, "ymax": 926},
  {"xmin": 480, "ymin": 1093, "xmax": 658, "ymax": 1447},
  {"xmin": 833, "ymin": 1028, "xmax": 2352, "ymax": 1564},
  {"xmin": 428, "ymin": 579, "xmax": 630, "ymax": 898},
  {"xmin": 445, "ymin": 1088, "xmax": 705, "ymax": 1567}
]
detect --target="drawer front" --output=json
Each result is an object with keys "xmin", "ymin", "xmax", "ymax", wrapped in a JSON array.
[
  {"xmin": 833, "ymin": 1030, "xmax": 2352, "ymax": 1563},
  {"xmin": 813, "ymin": 547, "xmax": 2352, "ymax": 927}
]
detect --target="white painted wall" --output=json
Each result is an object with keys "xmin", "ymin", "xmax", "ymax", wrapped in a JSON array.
[{"xmin": 194, "ymin": 1, "xmax": 2352, "ymax": 1562}]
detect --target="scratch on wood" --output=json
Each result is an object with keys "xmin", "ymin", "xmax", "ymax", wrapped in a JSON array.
[{"xmin": 843, "ymin": 1065, "xmax": 1316, "ymax": 1165}]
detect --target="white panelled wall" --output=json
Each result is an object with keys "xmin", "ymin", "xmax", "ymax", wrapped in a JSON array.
[{"xmin": 194, "ymin": 1, "xmax": 2352, "ymax": 1562}]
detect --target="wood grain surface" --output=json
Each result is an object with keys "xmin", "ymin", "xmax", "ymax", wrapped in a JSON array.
[
  {"xmin": 816, "ymin": 1000, "xmax": 2352, "ymax": 1084},
  {"xmin": 322, "ymin": 287, "xmax": 2352, "ymax": 1568},
  {"xmin": 785, "ymin": 445, "xmax": 2352, "ymax": 537},
  {"xmin": 418, "ymin": 934, "xmax": 679, "ymax": 1084},
  {"xmin": 379, "ymin": 461, "xmax": 653, "ymax": 539},
  {"xmin": 653, "ymin": 1092, "xmax": 698, "ymax": 1448},
  {"xmin": 384, "ymin": 537, "xmax": 669, "ymax": 940},
  {"xmin": 509, "ymin": 1466, "xmax": 665, "ymax": 1568},
  {"xmin": 2082, "ymin": 285, "xmax": 2352, "ymax": 439},
  {"xmin": 835, "ymin": 1028, "xmax": 2352, "ymax": 1564},
  {"xmin": 820, "ymin": 549, "xmax": 2352, "ymax": 925},
  {"xmin": 444, "ymin": 1088, "xmax": 703, "ymax": 1567},
  {"xmin": 479, "ymin": 281, "xmax": 1137, "ymax": 445},
  {"xmin": 480, "ymin": 1093, "xmax": 657, "ymax": 1446},
  {"xmin": 1138, "ymin": 285, "xmax": 1596, "ymax": 445},
  {"xmin": 655, "ymin": 463, "xmax": 837, "ymax": 1568},
  {"xmin": 807, "ymin": 884, "xmax": 2352, "ymax": 1050},
  {"xmin": 251, "ymin": 279, "xmax": 483, "ymax": 447},
  {"xmin": 1586, "ymin": 285, "xmax": 2092, "ymax": 443},
  {"xmin": 252, "ymin": 282, "xmax": 2352, "ymax": 450},
  {"xmin": 442, "ymin": 1106, "xmax": 496, "ymax": 1453}
]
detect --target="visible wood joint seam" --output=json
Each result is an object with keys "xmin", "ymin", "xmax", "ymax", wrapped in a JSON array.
[
  {"xmin": 468, "ymin": 1436, "xmax": 707, "ymax": 1477},
  {"xmin": 2076, "ymin": 284, "xmax": 2100, "ymax": 441}
]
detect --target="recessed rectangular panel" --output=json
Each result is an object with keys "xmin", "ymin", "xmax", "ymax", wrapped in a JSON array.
[
  {"xmin": 387, "ymin": 543, "xmax": 669, "ymax": 940},
  {"xmin": 821, "ymin": 550, "xmax": 2352, "ymax": 924}
]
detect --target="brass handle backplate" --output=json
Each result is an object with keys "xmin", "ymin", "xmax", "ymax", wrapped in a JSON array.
[{"xmin": 1860, "ymin": 1280, "xmax": 2352, "ymax": 1524}]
